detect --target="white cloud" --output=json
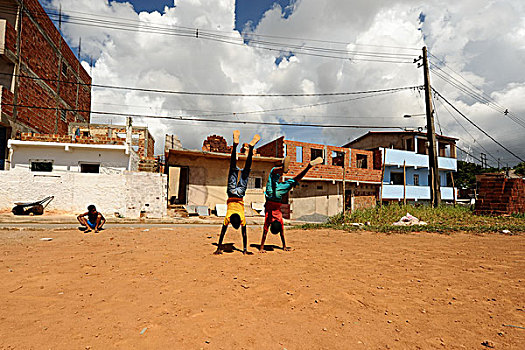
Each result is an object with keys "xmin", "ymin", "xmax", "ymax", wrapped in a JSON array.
[{"xmin": 49, "ymin": 0, "xmax": 525, "ymax": 164}]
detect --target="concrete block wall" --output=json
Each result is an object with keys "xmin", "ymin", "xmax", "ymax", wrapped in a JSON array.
[
  {"xmin": 0, "ymin": 171, "xmax": 167, "ymax": 218},
  {"xmin": 475, "ymin": 174, "xmax": 525, "ymax": 215}
]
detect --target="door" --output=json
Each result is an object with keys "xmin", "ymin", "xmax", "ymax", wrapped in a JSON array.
[
  {"xmin": 0, "ymin": 127, "xmax": 7, "ymax": 170},
  {"xmin": 168, "ymin": 166, "xmax": 189, "ymax": 205}
]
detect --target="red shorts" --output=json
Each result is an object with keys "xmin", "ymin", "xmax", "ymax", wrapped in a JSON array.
[{"xmin": 264, "ymin": 201, "xmax": 283, "ymax": 232}]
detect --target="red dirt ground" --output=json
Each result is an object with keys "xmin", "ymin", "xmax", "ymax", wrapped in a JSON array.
[{"xmin": 1, "ymin": 227, "xmax": 524, "ymax": 349}]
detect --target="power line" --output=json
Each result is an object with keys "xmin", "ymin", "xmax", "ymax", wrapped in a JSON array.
[
  {"xmin": 39, "ymin": 4, "xmax": 421, "ymax": 51},
  {"xmin": 0, "ymin": 4, "xmax": 417, "ymax": 64},
  {"xmin": 1, "ymin": 102, "xmax": 411, "ymax": 130},
  {"xmin": 429, "ymin": 53, "xmax": 525, "ymax": 129},
  {"xmin": 434, "ymin": 96, "xmax": 499, "ymax": 163},
  {"xmin": 433, "ymin": 89, "xmax": 524, "ymax": 163},
  {"xmin": 0, "ymin": 72, "xmax": 420, "ymax": 97},
  {"xmin": 92, "ymin": 100, "xmax": 426, "ymax": 119}
]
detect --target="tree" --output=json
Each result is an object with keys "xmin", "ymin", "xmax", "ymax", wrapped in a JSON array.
[
  {"xmin": 455, "ymin": 161, "xmax": 498, "ymax": 189},
  {"xmin": 514, "ymin": 162, "xmax": 525, "ymax": 177}
]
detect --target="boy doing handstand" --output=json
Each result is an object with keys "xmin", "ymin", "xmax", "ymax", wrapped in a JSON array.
[
  {"xmin": 214, "ymin": 130, "xmax": 260, "ymax": 255},
  {"xmin": 259, "ymin": 155, "xmax": 323, "ymax": 252}
]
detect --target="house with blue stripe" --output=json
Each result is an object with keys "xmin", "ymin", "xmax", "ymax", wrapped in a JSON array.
[{"xmin": 343, "ymin": 131, "xmax": 458, "ymax": 203}]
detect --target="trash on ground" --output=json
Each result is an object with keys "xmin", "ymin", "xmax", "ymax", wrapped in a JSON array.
[
  {"xmin": 140, "ymin": 327, "xmax": 148, "ymax": 335},
  {"xmin": 40, "ymin": 237, "xmax": 53, "ymax": 241},
  {"xmin": 392, "ymin": 212, "xmax": 428, "ymax": 226}
]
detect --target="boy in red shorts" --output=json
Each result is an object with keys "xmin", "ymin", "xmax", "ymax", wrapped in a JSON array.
[
  {"xmin": 214, "ymin": 130, "xmax": 260, "ymax": 255},
  {"xmin": 259, "ymin": 155, "xmax": 323, "ymax": 252}
]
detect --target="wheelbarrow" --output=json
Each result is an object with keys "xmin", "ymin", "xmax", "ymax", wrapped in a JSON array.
[{"xmin": 12, "ymin": 196, "xmax": 54, "ymax": 216}]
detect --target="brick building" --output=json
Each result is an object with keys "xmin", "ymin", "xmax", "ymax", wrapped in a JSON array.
[
  {"xmin": 0, "ymin": 0, "xmax": 91, "ymax": 169},
  {"xmin": 257, "ymin": 137, "xmax": 382, "ymax": 220}
]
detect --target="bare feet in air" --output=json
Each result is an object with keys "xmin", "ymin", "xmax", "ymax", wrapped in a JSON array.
[
  {"xmin": 213, "ymin": 249, "xmax": 223, "ymax": 255},
  {"xmin": 283, "ymin": 155, "xmax": 291, "ymax": 173},
  {"xmin": 233, "ymin": 130, "xmax": 240, "ymax": 144},
  {"xmin": 310, "ymin": 157, "xmax": 323, "ymax": 166},
  {"xmin": 249, "ymin": 134, "xmax": 261, "ymax": 147}
]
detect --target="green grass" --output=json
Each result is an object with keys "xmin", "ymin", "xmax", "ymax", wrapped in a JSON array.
[{"xmin": 295, "ymin": 204, "xmax": 525, "ymax": 234}]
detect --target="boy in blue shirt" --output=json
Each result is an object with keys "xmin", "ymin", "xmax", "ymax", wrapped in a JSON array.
[{"xmin": 258, "ymin": 156, "xmax": 323, "ymax": 252}]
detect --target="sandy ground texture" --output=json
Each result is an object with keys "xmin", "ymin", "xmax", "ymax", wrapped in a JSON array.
[{"xmin": 1, "ymin": 226, "xmax": 524, "ymax": 349}]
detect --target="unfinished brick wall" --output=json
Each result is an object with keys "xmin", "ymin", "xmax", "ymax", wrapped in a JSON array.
[
  {"xmin": 475, "ymin": 174, "xmax": 525, "ymax": 215},
  {"xmin": 68, "ymin": 124, "xmax": 155, "ymax": 158},
  {"xmin": 257, "ymin": 136, "xmax": 284, "ymax": 158},
  {"xmin": 283, "ymin": 140, "xmax": 382, "ymax": 183},
  {"xmin": 0, "ymin": 0, "xmax": 91, "ymax": 135},
  {"xmin": 19, "ymin": 132, "xmax": 125, "ymax": 145},
  {"xmin": 202, "ymin": 135, "xmax": 231, "ymax": 153}
]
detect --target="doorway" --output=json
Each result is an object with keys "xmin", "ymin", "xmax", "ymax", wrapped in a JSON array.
[
  {"xmin": 0, "ymin": 127, "xmax": 7, "ymax": 170},
  {"xmin": 168, "ymin": 166, "xmax": 189, "ymax": 205}
]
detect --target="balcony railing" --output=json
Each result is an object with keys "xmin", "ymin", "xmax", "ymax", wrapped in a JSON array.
[
  {"xmin": 382, "ymin": 148, "xmax": 457, "ymax": 171},
  {"xmin": 381, "ymin": 185, "xmax": 457, "ymax": 201}
]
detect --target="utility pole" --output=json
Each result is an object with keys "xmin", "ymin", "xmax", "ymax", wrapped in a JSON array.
[{"xmin": 415, "ymin": 47, "xmax": 440, "ymax": 207}]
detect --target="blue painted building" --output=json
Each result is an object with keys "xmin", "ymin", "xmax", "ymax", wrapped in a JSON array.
[{"xmin": 343, "ymin": 131, "xmax": 458, "ymax": 202}]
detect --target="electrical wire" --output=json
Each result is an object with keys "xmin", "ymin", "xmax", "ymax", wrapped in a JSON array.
[
  {"xmin": 433, "ymin": 89, "xmax": 524, "ymax": 163},
  {"xmin": 434, "ymin": 96, "xmax": 499, "ymax": 163},
  {"xmin": 0, "ymin": 72, "xmax": 420, "ymax": 97},
  {"xmin": 0, "ymin": 4, "xmax": 418, "ymax": 64},
  {"xmin": 429, "ymin": 53, "xmax": 525, "ymax": 129},
  {"xmin": 1, "ymin": 102, "xmax": 411, "ymax": 130}
]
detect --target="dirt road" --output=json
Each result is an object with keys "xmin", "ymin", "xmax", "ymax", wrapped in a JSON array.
[{"xmin": 1, "ymin": 227, "xmax": 524, "ymax": 349}]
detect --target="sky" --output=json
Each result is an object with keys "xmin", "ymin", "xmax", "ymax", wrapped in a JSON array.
[{"xmin": 39, "ymin": 0, "xmax": 525, "ymax": 166}]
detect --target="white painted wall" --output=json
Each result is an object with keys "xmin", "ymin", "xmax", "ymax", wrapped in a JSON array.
[
  {"xmin": 0, "ymin": 170, "xmax": 167, "ymax": 218},
  {"xmin": 8, "ymin": 140, "xmax": 138, "ymax": 174}
]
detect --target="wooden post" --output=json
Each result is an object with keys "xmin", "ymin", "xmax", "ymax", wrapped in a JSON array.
[
  {"xmin": 422, "ymin": 46, "xmax": 441, "ymax": 207},
  {"xmin": 450, "ymin": 172, "xmax": 456, "ymax": 207},
  {"xmin": 342, "ymin": 150, "xmax": 346, "ymax": 224},
  {"xmin": 403, "ymin": 160, "xmax": 406, "ymax": 206},
  {"xmin": 380, "ymin": 148, "xmax": 386, "ymax": 208}
]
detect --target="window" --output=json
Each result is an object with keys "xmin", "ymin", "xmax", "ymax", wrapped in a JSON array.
[
  {"xmin": 317, "ymin": 184, "xmax": 324, "ymax": 191},
  {"xmin": 80, "ymin": 163, "xmax": 100, "ymax": 173},
  {"xmin": 356, "ymin": 154, "xmax": 368, "ymax": 169},
  {"xmin": 248, "ymin": 177, "xmax": 263, "ymax": 189},
  {"xmin": 31, "ymin": 161, "xmax": 53, "ymax": 172},
  {"xmin": 391, "ymin": 172, "xmax": 404, "ymax": 185},
  {"xmin": 60, "ymin": 109, "xmax": 67, "ymax": 122},
  {"xmin": 311, "ymin": 148, "xmax": 324, "ymax": 164},
  {"xmin": 417, "ymin": 138, "xmax": 427, "ymax": 155},
  {"xmin": 406, "ymin": 138, "xmax": 414, "ymax": 151},
  {"xmin": 413, "ymin": 174, "xmax": 419, "ymax": 186},
  {"xmin": 61, "ymin": 62, "xmax": 68, "ymax": 75},
  {"xmin": 332, "ymin": 150, "xmax": 344, "ymax": 167},
  {"xmin": 296, "ymin": 146, "xmax": 303, "ymax": 163}
]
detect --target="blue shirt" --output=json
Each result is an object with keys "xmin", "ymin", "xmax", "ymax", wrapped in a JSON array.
[{"xmin": 265, "ymin": 167, "xmax": 297, "ymax": 202}]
